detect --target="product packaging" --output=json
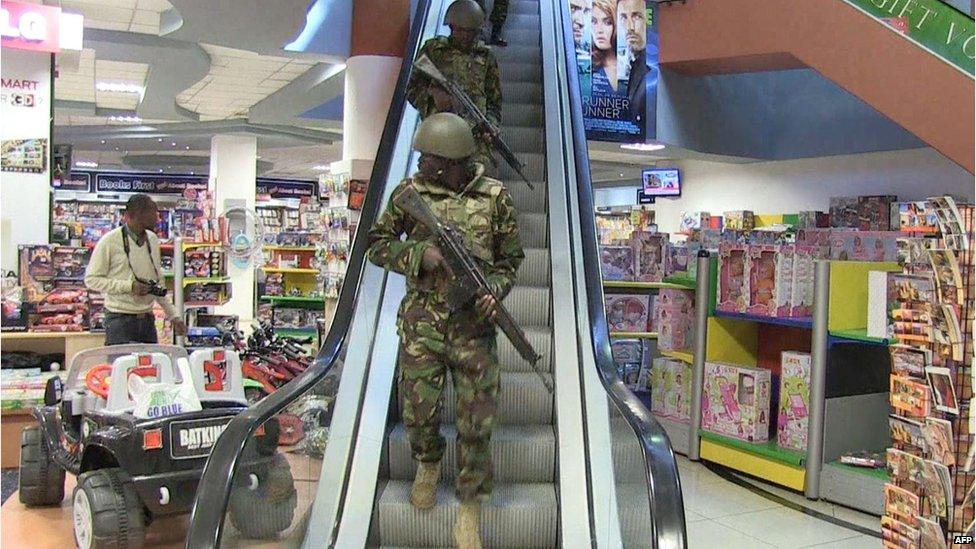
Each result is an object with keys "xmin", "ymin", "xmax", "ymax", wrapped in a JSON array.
[
  {"xmin": 600, "ymin": 245, "xmax": 636, "ymax": 281},
  {"xmin": 679, "ymin": 211, "xmax": 711, "ymax": 234},
  {"xmin": 777, "ymin": 351, "xmax": 811, "ymax": 452},
  {"xmin": 797, "ymin": 211, "xmax": 830, "ymax": 229},
  {"xmin": 867, "ymin": 271, "xmax": 889, "ymax": 339},
  {"xmin": 857, "ymin": 195, "xmax": 897, "ymax": 231},
  {"xmin": 723, "ymin": 211, "xmax": 755, "ymax": 231},
  {"xmin": 828, "ymin": 230, "xmax": 899, "ymax": 262},
  {"xmin": 612, "ymin": 339, "xmax": 645, "ymax": 390},
  {"xmin": 701, "ymin": 362, "xmax": 772, "ymax": 442},
  {"xmin": 655, "ymin": 288, "xmax": 695, "ymax": 351},
  {"xmin": 650, "ymin": 357, "xmax": 692, "ymax": 422},
  {"xmin": 631, "ymin": 232, "xmax": 669, "ymax": 282},
  {"xmin": 830, "ymin": 196, "xmax": 861, "ymax": 228},
  {"xmin": 790, "ymin": 244, "xmax": 827, "ymax": 318},
  {"xmin": 605, "ymin": 294, "xmax": 651, "ymax": 333},
  {"xmin": 717, "ymin": 243, "xmax": 750, "ymax": 313},
  {"xmin": 747, "ymin": 245, "xmax": 794, "ymax": 317}
]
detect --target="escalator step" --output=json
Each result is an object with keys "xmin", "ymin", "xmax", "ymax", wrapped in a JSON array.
[
  {"xmin": 502, "ymin": 82, "xmax": 543, "ymax": 106},
  {"xmin": 497, "ymin": 152, "xmax": 544, "ymax": 181},
  {"xmin": 611, "ymin": 417, "xmax": 645, "ymax": 484},
  {"xmin": 387, "ymin": 423, "xmax": 556, "ymax": 483},
  {"xmin": 510, "ymin": 0, "xmax": 540, "ymax": 15},
  {"xmin": 501, "ymin": 103, "xmax": 543, "ymax": 127},
  {"xmin": 500, "ymin": 63, "xmax": 542, "ymax": 86},
  {"xmin": 506, "ymin": 181, "xmax": 547, "ymax": 214},
  {"xmin": 616, "ymin": 483, "xmax": 655, "ymax": 547},
  {"xmin": 517, "ymin": 212, "xmax": 548, "ymax": 248},
  {"xmin": 502, "ymin": 127, "xmax": 544, "ymax": 154},
  {"xmin": 377, "ymin": 481, "xmax": 557, "ymax": 548},
  {"xmin": 502, "ymin": 13, "xmax": 541, "ymax": 31},
  {"xmin": 495, "ymin": 46, "xmax": 541, "ymax": 64},
  {"xmin": 502, "ymin": 286, "xmax": 549, "ymax": 328},
  {"xmin": 395, "ymin": 371, "xmax": 553, "ymax": 426},
  {"xmin": 501, "ymin": 28, "xmax": 541, "ymax": 46},
  {"xmin": 497, "ymin": 326, "xmax": 551, "ymax": 373},
  {"xmin": 516, "ymin": 247, "xmax": 550, "ymax": 287}
]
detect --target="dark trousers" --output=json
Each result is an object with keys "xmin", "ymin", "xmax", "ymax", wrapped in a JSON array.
[{"xmin": 104, "ymin": 312, "xmax": 158, "ymax": 345}]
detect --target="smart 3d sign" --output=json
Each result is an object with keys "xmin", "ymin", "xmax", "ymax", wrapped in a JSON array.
[{"xmin": 1, "ymin": 1, "xmax": 84, "ymax": 53}]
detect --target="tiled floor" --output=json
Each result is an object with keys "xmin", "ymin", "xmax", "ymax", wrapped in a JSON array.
[{"xmin": 677, "ymin": 456, "xmax": 883, "ymax": 549}]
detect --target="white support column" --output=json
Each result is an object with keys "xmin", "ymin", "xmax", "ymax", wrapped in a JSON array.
[
  {"xmin": 342, "ymin": 55, "xmax": 402, "ymax": 162},
  {"xmin": 209, "ymin": 134, "xmax": 257, "ymax": 324}
]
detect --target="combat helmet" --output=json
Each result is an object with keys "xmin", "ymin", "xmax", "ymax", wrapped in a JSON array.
[
  {"xmin": 444, "ymin": 0, "xmax": 485, "ymax": 29},
  {"xmin": 413, "ymin": 112, "xmax": 476, "ymax": 159}
]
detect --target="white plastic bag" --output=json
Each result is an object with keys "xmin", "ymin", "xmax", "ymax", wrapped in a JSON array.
[{"xmin": 128, "ymin": 359, "xmax": 202, "ymax": 419}]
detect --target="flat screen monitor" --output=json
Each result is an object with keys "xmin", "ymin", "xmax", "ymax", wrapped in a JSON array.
[{"xmin": 642, "ymin": 168, "xmax": 681, "ymax": 197}]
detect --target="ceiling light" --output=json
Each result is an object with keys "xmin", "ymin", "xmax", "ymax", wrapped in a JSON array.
[
  {"xmin": 157, "ymin": 138, "xmax": 163, "ymax": 143},
  {"xmin": 100, "ymin": 140, "xmax": 106, "ymax": 144},
  {"xmin": 158, "ymin": 169, "xmax": 163, "ymax": 173},
  {"xmin": 620, "ymin": 142, "xmax": 666, "ymax": 152},
  {"xmin": 171, "ymin": 142, "xmax": 177, "ymax": 147},
  {"xmin": 108, "ymin": 115, "xmax": 142, "ymax": 123},
  {"xmin": 96, "ymin": 82, "xmax": 144, "ymax": 95},
  {"xmin": 190, "ymin": 171, "xmax": 195, "ymax": 175},
  {"xmin": 75, "ymin": 161, "xmax": 98, "ymax": 168},
  {"xmin": 185, "ymin": 145, "xmax": 190, "ymax": 150},
  {"xmin": 312, "ymin": 164, "xmax": 330, "ymax": 171}
]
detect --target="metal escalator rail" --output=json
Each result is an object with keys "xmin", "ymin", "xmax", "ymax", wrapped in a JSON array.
[
  {"xmin": 553, "ymin": 0, "xmax": 688, "ymax": 547},
  {"xmin": 184, "ymin": 1, "xmax": 433, "ymax": 546}
]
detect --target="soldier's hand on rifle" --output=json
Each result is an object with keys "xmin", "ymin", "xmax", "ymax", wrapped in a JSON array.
[
  {"xmin": 474, "ymin": 123, "xmax": 495, "ymax": 143},
  {"xmin": 476, "ymin": 293, "xmax": 498, "ymax": 320},
  {"xmin": 430, "ymin": 85, "xmax": 454, "ymax": 112}
]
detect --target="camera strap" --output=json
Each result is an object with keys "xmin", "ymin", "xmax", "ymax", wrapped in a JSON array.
[{"xmin": 121, "ymin": 225, "xmax": 161, "ymax": 283}]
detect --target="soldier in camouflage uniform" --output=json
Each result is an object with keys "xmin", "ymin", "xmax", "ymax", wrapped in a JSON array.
[
  {"xmin": 476, "ymin": 0, "xmax": 510, "ymax": 46},
  {"xmin": 366, "ymin": 113, "xmax": 524, "ymax": 549},
  {"xmin": 406, "ymin": 0, "xmax": 502, "ymax": 174}
]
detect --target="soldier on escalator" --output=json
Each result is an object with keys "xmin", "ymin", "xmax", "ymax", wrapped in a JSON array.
[
  {"xmin": 366, "ymin": 113, "xmax": 524, "ymax": 549},
  {"xmin": 406, "ymin": 0, "xmax": 502, "ymax": 175}
]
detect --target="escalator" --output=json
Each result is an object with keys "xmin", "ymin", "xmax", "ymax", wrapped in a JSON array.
[{"xmin": 186, "ymin": 0, "xmax": 685, "ymax": 547}]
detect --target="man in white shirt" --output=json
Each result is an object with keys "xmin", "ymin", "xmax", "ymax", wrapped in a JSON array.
[{"xmin": 84, "ymin": 194, "xmax": 187, "ymax": 345}]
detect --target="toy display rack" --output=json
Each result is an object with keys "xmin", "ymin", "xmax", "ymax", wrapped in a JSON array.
[{"xmin": 685, "ymin": 253, "xmax": 902, "ymax": 513}]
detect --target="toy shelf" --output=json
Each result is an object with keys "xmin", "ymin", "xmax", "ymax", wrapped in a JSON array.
[
  {"xmin": 660, "ymin": 349, "xmax": 694, "ymax": 363},
  {"xmin": 698, "ymin": 432, "xmax": 806, "ymax": 492},
  {"xmin": 610, "ymin": 332, "xmax": 658, "ymax": 339},
  {"xmin": 274, "ymin": 327, "xmax": 317, "ymax": 338},
  {"xmin": 828, "ymin": 328, "xmax": 888, "ymax": 346},
  {"xmin": 699, "ymin": 431, "xmax": 805, "ymax": 466},
  {"xmin": 185, "ymin": 300, "xmax": 230, "ymax": 308},
  {"xmin": 182, "ymin": 241, "xmax": 222, "ymax": 250},
  {"xmin": 263, "ymin": 245, "xmax": 316, "ymax": 252},
  {"xmin": 713, "ymin": 310, "xmax": 813, "ymax": 329},
  {"xmin": 260, "ymin": 295, "xmax": 326, "ymax": 306},
  {"xmin": 262, "ymin": 267, "xmax": 319, "ymax": 274},
  {"xmin": 603, "ymin": 280, "xmax": 689, "ymax": 291},
  {"xmin": 662, "ymin": 275, "xmax": 697, "ymax": 290},
  {"xmin": 183, "ymin": 277, "xmax": 231, "ymax": 286}
]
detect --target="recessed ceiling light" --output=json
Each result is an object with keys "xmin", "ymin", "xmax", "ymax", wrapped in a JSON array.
[
  {"xmin": 96, "ymin": 82, "xmax": 144, "ymax": 96},
  {"xmin": 75, "ymin": 161, "xmax": 98, "ymax": 168},
  {"xmin": 171, "ymin": 142, "xmax": 177, "ymax": 147},
  {"xmin": 108, "ymin": 115, "xmax": 141, "ymax": 123},
  {"xmin": 100, "ymin": 140, "xmax": 106, "ymax": 144},
  {"xmin": 312, "ymin": 164, "xmax": 329, "ymax": 171},
  {"xmin": 190, "ymin": 171, "xmax": 194, "ymax": 175},
  {"xmin": 620, "ymin": 143, "xmax": 666, "ymax": 152},
  {"xmin": 619, "ymin": 172, "xmax": 624, "ymax": 177},
  {"xmin": 185, "ymin": 145, "xmax": 190, "ymax": 150},
  {"xmin": 114, "ymin": 146, "xmax": 120, "ymax": 151},
  {"xmin": 158, "ymin": 168, "xmax": 163, "ymax": 173},
  {"xmin": 157, "ymin": 138, "xmax": 163, "ymax": 143}
]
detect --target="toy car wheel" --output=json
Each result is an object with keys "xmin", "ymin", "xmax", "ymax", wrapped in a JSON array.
[
  {"xmin": 18, "ymin": 426, "xmax": 65, "ymax": 506},
  {"xmin": 228, "ymin": 455, "xmax": 297, "ymax": 539},
  {"xmin": 72, "ymin": 468, "xmax": 145, "ymax": 549}
]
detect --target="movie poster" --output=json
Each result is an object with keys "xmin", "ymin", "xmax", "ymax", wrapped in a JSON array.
[{"xmin": 570, "ymin": 0, "xmax": 658, "ymax": 142}]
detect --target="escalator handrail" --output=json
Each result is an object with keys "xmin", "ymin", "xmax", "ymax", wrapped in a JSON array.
[
  {"xmin": 184, "ymin": 1, "xmax": 433, "ymax": 546},
  {"xmin": 553, "ymin": 2, "xmax": 688, "ymax": 548}
]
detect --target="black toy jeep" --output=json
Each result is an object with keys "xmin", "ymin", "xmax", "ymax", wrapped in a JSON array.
[{"xmin": 19, "ymin": 344, "xmax": 296, "ymax": 548}]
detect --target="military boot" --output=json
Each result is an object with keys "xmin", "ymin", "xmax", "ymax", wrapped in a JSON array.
[
  {"xmin": 409, "ymin": 460, "xmax": 441, "ymax": 509},
  {"xmin": 453, "ymin": 499, "xmax": 483, "ymax": 549},
  {"xmin": 489, "ymin": 27, "xmax": 507, "ymax": 47}
]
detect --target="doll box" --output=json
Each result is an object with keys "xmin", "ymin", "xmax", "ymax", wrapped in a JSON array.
[
  {"xmin": 701, "ymin": 362, "xmax": 772, "ymax": 443},
  {"xmin": 717, "ymin": 243, "xmax": 750, "ymax": 313},
  {"xmin": 679, "ymin": 211, "xmax": 711, "ymax": 234},
  {"xmin": 777, "ymin": 351, "xmax": 812, "ymax": 452},
  {"xmin": 746, "ymin": 245, "xmax": 794, "ymax": 317},
  {"xmin": 632, "ymin": 232, "xmax": 669, "ymax": 283},
  {"xmin": 651, "ymin": 358, "xmax": 692, "ymax": 422},
  {"xmin": 723, "ymin": 211, "xmax": 755, "ymax": 231},
  {"xmin": 600, "ymin": 246, "xmax": 636, "ymax": 281},
  {"xmin": 828, "ymin": 231, "xmax": 899, "ymax": 262},
  {"xmin": 605, "ymin": 294, "xmax": 651, "ymax": 333},
  {"xmin": 656, "ymin": 305, "xmax": 694, "ymax": 351},
  {"xmin": 790, "ymin": 245, "xmax": 827, "ymax": 318}
]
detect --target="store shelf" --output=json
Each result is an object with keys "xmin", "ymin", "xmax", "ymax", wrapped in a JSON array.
[
  {"xmin": 182, "ymin": 241, "xmax": 222, "ymax": 249},
  {"xmin": 610, "ymin": 332, "xmax": 658, "ymax": 339},
  {"xmin": 273, "ymin": 328, "xmax": 317, "ymax": 339},
  {"xmin": 828, "ymin": 460, "xmax": 888, "ymax": 481},
  {"xmin": 714, "ymin": 310, "xmax": 813, "ymax": 329},
  {"xmin": 183, "ymin": 277, "xmax": 231, "ymax": 286},
  {"xmin": 262, "ymin": 267, "xmax": 319, "ymax": 274},
  {"xmin": 263, "ymin": 246, "xmax": 316, "ymax": 252},
  {"xmin": 662, "ymin": 275, "xmax": 697, "ymax": 290},
  {"xmin": 260, "ymin": 295, "xmax": 326, "ymax": 305},
  {"xmin": 603, "ymin": 280, "xmax": 688, "ymax": 291},
  {"xmin": 660, "ymin": 349, "xmax": 694, "ymax": 363},
  {"xmin": 828, "ymin": 328, "xmax": 888, "ymax": 346},
  {"xmin": 185, "ymin": 301, "xmax": 230, "ymax": 308},
  {"xmin": 161, "ymin": 271, "xmax": 174, "ymax": 278},
  {"xmin": 0, "ymin": 331, "xmax": 102, "ymax": 340},
  {"xmin": 699, "ymin": 432, "xmax": 806, "ymax": 491},
  {"xmin": 820, "ymin": 460, "xmax": 887, "ymax": 515},
  {"xmin": 699, "ymin": 430, "xmax": 805, "ymax": 466}
]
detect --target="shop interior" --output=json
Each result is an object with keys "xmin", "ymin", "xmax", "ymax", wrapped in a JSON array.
[{"xmin": 1, "ymin": 0, "xmax": 974, "ymax": 548}]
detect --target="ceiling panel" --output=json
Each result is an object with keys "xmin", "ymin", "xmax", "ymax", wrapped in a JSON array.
[{"xmin": 61, "ymin": 0, "xmax": 170, "ymax": 35}]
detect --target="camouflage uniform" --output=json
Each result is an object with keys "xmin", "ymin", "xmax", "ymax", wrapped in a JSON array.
[
  {"xmin": 477, "ymin": 0, "xmax": 509, "ymax": 32},
  {"xmin": 406, "ymin": 36, "xmax": 503, "ymax": 172},
  {"xmin": 366, "ymin": 163, "xmax": 524, "ymax": 501}
]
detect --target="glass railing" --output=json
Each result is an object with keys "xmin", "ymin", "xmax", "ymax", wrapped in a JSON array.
[
  {"xmin": 550, "ymin": 0, "xmax": 688, "ymax": 546},
  {"xmin": 184, "ymin": 1, "xmax": 433, "ymax": 546}
]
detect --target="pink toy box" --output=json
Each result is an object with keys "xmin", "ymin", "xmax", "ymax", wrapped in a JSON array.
[
  {"xmin": 605, "ymin": 294, "xmax": 650, "ymax": 333},
  {"xmin": 656, "ymin": 288, "xmax": 695, "ymax": 351},
  {"xmin": 746, "ymin": 245, "xmax": 794, "ymax": 317},
  {"xmin": 600, "ymin": 245, "xmax": 635, "ymax": 281},
  {"xmin": 790, "ymin": 245, "xmax": 827, "ymax": 317},
  {"xmin": 723, "ymin": 210, "xmax": 755, "ymax": 231},
  {"xmin": 777, "ymin": 351, "xmax": 811, "ymax": 452},
  {"xmin": 701, "ymin": 362, "xmax": 772, "ymax": 443},
  {"xmin": 828, "ymin": 231, "xmax": 899, "ymax": 262},
  {"xmin": 632, "ymin": 232, "xmax": 669, "ymax": 282},
  {"xmin": 651, "ymin": 358, "xmax": 692, "ymax": 422},
  {"xmin": 717, "ymin": 244, "xmax": 750, "ymax": 313}
]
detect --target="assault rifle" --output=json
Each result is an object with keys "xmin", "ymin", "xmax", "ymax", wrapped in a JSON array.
[
  {"xmin": 394, "ymin": 186, "xmax": 552, "ymax": 393},
  {"xmin": 413, "ymin": 54, "xmax": 534, "ymax": 190}
]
